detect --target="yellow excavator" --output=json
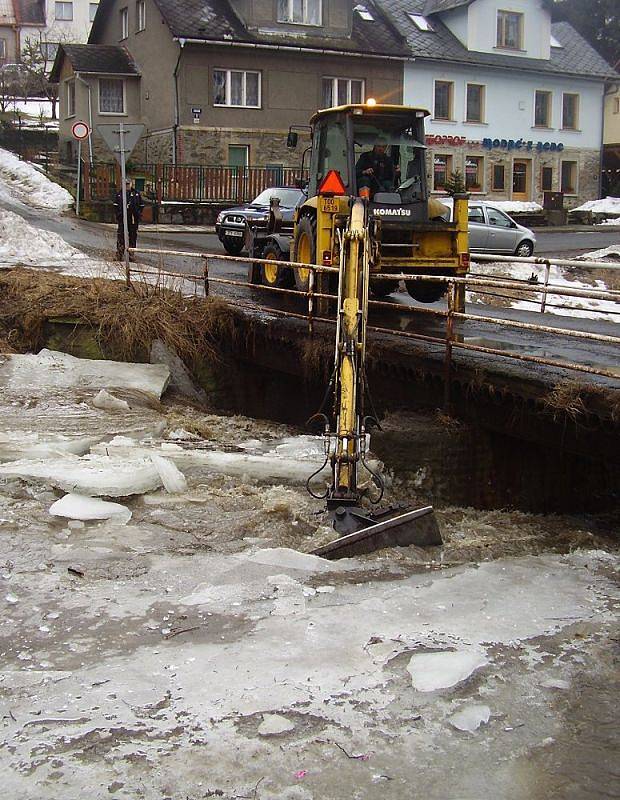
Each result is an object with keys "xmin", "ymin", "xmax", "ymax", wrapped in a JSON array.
[{"xmin": 247, "ymin": 102, "xmax": 469, "ymax": 557}]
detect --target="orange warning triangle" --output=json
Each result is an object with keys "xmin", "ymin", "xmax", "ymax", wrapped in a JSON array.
[{"xmin": 318, "ymin": 170, "xmax": 347, "ymax": 196}]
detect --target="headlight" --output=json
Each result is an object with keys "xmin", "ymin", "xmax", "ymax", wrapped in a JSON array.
[{"xmin": 216, "ymin": 212, "xmax": 225, "ymax": 223}]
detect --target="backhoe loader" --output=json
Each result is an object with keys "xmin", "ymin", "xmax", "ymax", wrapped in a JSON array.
[{"xmin": 247, "ymin": 103, "xmax": 464, "ymax": 556}]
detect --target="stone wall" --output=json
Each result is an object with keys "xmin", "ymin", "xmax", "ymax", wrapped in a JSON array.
[{"xmin": 177, "ymin": 126, "xmax": 310, "ymax": 168}]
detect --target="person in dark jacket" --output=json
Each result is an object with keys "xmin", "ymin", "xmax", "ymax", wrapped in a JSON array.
[
  {"xmin": 356, "ymin": 138, "xmax": 399, "ymax": 196},
  {"xmin": 115, "ymin": 179, "xmax": 144, "ymax": 261}
]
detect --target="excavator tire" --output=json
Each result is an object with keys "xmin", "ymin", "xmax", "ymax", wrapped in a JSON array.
[
  {"xmin": 260, "ymin": 242, "xmax": 294, "ymax": 289},
  {"xmin": 293, "ymin": 214, "xmax": 316, "ymax": 292},
  {"xmin": 405, "ymin": 280, "xmax": 448, "ymax": 303},
  {"xmin": 370, "ymin": 279, "xmax": 399, "ymax": 298}
]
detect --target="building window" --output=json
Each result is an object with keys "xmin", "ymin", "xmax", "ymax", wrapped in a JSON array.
[
  {"xmin": 40, "ymin": 42, "xmax": 59, "ymax": 60},
  {"xmin": 560, "ymin": 161, "xmax": 577, "ymax": 194},
  {"xmin": 213, "ymin": 69, "xmax": 260, "ymax": 108},
  {"xmin": 496, "ymin": 10, "xmax": 523, "ymax": 49},
  {"xmin": 541, "ymin": 166, "xmax": 553, "ymax": 191},
  {"xmin": 614, "ymin": 97, "xmax": 620, "ymax": 114},
  {"xmin": 534, "ymin": 90, "xmax": 552, "ymax": 127},
  {"xmin": 66, "ymin": 79, "xmax": 75, "ymax": 117},
  {"xmin": 492, "ymin": 163, "xmax": 505, "ymax": 191},
  {"xmin": 228, "ymin": 144, "xmax": 249, "ymax": 167},
  {"xmin": 120, "ymin": 7, "xmax": 128, "ymax": 39},
  {"xmin": 434, "ymin": 81, "xmax": 453, "ymax": 121},
  {"xmin": 99, "ymin": 78, "xmax": 124, "ymax": 114},
  {"xmin": 277, "ymin": 0, "xmax": 321, "ymax": 26},
  {"xmin": 466, "ymin": 84, "xmax": 485, "ymax": 123},
  {"xmin": 562, "ymin": 93, "xmax": 579, "ymax": 130},
  {"xmin": 55, "ymin": 1, "xmax": 73, "ymax": 20},
  {"xmin": 433, "ymin": 154, "xmax": 452, "ymax": 191},
  {"xmin": 89, "ymin": 2, "xmax": 98, "ymax": 21},
  {"xmin": 408, "ymin": 13, "xmax": 433, "ymax": 31},
  {"xmin": 465, "ymin": 156, "xmax": 484, "ymax": 192},
  {"xmin": 136, "ymin": 0, "xmax": 145, "ymax": 30},
  {"xmin": 0, "ymin": 39, "xmax": 6, "ymax": 61},
  {"xmin": 322, "ymin": 77, "xmax": 364, "ymax": 107}
]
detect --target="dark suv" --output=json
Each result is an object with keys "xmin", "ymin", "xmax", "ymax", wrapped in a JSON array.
[{"xmin": 215, "ymin": 187, "xmax": 304, "ymax": 255}]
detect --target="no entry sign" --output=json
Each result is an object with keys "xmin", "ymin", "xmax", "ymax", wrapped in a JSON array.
[{"xmin": 72, "ymin": 121, "xmax": 90, "ymax": 140}]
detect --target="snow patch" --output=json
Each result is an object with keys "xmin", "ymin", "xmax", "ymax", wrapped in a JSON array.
[
  {"xmin": 258, "ymin": 714, "xmax": 295, "ymax": 735},
  {"xmin": 0, "ymin": 146, "xmax": 73, "ymax": 210},
  {"xmin": 49, "ymin": 493, "xmax": 132, "ymax": 524},
  {"xmin": 594, "ymin": 218, "xmax": 620, "ymax": 227},
  {"xmin": 487, "ymin": 200, "xmax": 543, "ymax": 214},
  {"xmin": 569, "ymin": 196, "xmax": 620, "ymax": 215},
  {"xmin": 241, "ymin": 547, "xmax": 338, "ymax": 573},
  {"xmin": 406, "ymin": 649, "xmax": 488, "ymax": 692},
  {"xmin": 578, "ymin": 245, "xmax": 620, "ymax": 261}
]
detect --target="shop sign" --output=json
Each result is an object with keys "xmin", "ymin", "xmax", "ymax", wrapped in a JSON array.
[{"xmin": 482, "ymin": 138, "xmax": 564, "ymax": 152}]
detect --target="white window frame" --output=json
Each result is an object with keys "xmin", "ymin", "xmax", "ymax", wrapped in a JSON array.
[
  {"xmin": 89, "ymin": 2, "xmax": 98, "ymax": 22},
  {"xmin": 433, "ymin": 79, "xmax": 454, "ymax": 121},
  {"xmin": 496, "ymin": 9, "xmax": 523, "ymax": 50},
  {"xmin": 277, "ymin": 0, "xmax": 322, "ymax": 26},
  {"xmin": 213, "ymin": 69, "xmax": 261, "ymax": 109},
  {"xmin": 136, "ymin": 0, "xmax": 146, "ymax": 31},
  {"xmin": 120, "ymin": 7, "xmax": 128, "ymax": 39},
  {"xmin": 560, "ymin": 160, "xmax": 578, "ymax": 196},
  {"xmin": 432, "ymin": 152, "xmax": 453, "ymax": 192},
  {"xmin": 65, "ymin": 78, "xmax": 76, "ymax": 118},
  {"xmin": 98, "ymin": 78, "xmax": 126, "ymax": 115},
  {"xmin": 465, "ymin": 83, "xmax": 485, "ymax": 124},
  {"xmin": 561, "ymin": 92, "xmax": 579, "ymax": 130},
  {"xmin": 321, "ymin": 76, "xmax": 365, "ymax": 108},
  {"xmin": 533, "ymin": 89, "xmax": 552, "ymax": 129},
  {"xmin": 408, "ymin": 13, "xmax": 433, "ymax": 31},
  {"xmin": 55, "ymin": 1, "xmax": 73, "ymax": 20}
]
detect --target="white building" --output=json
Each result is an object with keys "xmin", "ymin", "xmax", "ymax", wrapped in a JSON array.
[{"xmin": 382, "ymin": 0, "xmax": 617, "ymax": 206}]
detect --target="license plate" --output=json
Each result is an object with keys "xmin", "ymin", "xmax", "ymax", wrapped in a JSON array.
[
  {"xmin": 227, "ymin": 230, "xmax": 243, "ymax": 237},
  {"xmin": 321, "ymin": 197, "xmax": 339, "ymax": 213}
]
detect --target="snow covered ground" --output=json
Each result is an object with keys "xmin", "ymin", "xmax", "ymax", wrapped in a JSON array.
[
  {"xmin": 0, "ymin": 351, "xmax": 617, "ymax": 799},
  {"xmin": 0, "ymin": 146, "xmax": 72, "ymax": 210}
]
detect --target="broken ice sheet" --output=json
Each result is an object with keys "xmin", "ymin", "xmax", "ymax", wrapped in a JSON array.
[
  {"xmin": 407, "ymin": 648, "xmax": 488, "ymax": 692},
  {"xmin": 0, "ymin": 454, "xmax": 162, "ymax": 496},
  {"xmin": 258, "ymin": 714, "xmax": 295, "ymax": 736},
  {"xmin": 0, "ymin": 431, "xmax": 102, "ymax": 461},
  {"xmin": 92, "ymin": 389, "xmax": 130, "ymax": 412},
  {"xmin": 49, "ymin": 493, "xmax": 132, "ymax": 524},
  {"xmin": 448, "ymin": 703, "xmax": 491, "ymax": 732},
  {"xmin": 150, "ymin": 455, "xmax": 188, "ymax": 494},
  {"xmin": 0, "ymin": 349, "xmax": 170, "ymax": 398}
]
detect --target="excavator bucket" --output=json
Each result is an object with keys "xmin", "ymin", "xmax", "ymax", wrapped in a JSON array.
[{"xmin": 312, "ymin": 504, "xmax": 442, "ymax": 560}]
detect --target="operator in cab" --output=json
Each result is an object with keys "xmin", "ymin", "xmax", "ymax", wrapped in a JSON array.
[{"xmin": 356, "ymin": 137, "xmax": 400, "ymax": 197}]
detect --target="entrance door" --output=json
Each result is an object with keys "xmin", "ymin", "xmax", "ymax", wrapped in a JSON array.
[
  {"xmin": 228, "ymin": 145, "xmax": 249, "ymax": 168},
  {"xmin": 512, "ymin": 160, "xmax": 530, "ymax": 200}
]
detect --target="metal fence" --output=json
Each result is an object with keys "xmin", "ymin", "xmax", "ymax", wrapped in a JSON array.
[
  {"xmin": 123, "ymin": 246, "xmax": 620, "ymax": 403},
  {"xmin": 81, "ymin": 162, "xmax": 308, "ymax": 204}
]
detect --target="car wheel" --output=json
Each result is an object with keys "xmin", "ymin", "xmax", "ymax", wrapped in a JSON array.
[
  {"xmin": 222, "ymin": 235, "xmax": 245, "ymax": 256},
  {"xmin": 515, "ymin": 240, "xmax": 534, "ymax": 258},
  {"xmin": 260, "ymin": 243, "xmax": 293, "ymax": 289}
]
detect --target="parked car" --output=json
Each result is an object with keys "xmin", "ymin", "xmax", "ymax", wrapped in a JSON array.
[
  {"xmin": 215, "ymin": 187, "xmax": 304, "ymax": 255},
  {"xmin": 436, "ymin": 199, "xmax": 536, "ymax": 257}
]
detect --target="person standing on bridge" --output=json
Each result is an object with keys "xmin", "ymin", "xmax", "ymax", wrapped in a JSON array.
[{"xmin": 115, "ymin": 178, "xmax": 144, "ymax": 261}]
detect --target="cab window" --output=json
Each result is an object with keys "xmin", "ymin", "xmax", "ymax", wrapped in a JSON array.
[{"xmin": 316, "ymin": 121, "xmax": 349, "ymax": 190}]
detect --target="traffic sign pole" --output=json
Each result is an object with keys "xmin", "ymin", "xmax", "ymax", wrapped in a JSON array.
[
  {"xmin": 76, "ymin": 139, "xmax": 82, "ymax": 216},
  {"xmin": 118, "ymin": 122, "xmax": 131, "ymax": 286}
]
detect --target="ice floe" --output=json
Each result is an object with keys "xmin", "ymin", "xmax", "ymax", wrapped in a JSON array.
[
  {"xmin": 448, "ymin": 703, "xmax": 491, "ymax": 732},
  {"xmin": 406, "ymin": 649, "xmax": 488, "ymax": 692},
  {"xmin": 49, "ymin": 493, "xmax": 132, "ymax": 524}
]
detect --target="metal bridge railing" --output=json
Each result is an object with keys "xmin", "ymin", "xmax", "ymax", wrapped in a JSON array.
[{"xmin": 125, "ymin": 246, "xmax": 620, "ymax": 398}]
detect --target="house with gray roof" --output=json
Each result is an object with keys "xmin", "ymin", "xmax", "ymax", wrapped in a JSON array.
[
  {"xmin": 51, "ymin": 0, "xmax": 408, "ymax": 167},
  {"xmin": 381, "ymin": 0, "xmax": 617, "ymax": 206}
]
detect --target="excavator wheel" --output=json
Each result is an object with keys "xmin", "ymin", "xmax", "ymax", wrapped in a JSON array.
[
  {"xmin": 293, "ymin": 215, "xmax": 316, "ymax": 292},
  {"xmin": 370, "ymin": 279, "xmax": 399, "ymax": 299},
  {"xmin": 260, "ymin": 242, "xmax": 293, "ymax": 289},
  {"xmin": 406, "ymin": 280, "xmax": 448, "ymax": 304}
]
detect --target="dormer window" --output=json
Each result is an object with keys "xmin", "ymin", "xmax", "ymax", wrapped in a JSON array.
[
  {"xmin": 496, "ymin": 10, "xmax": 523, "ymax": 50},
  {"xmin": 408, "ymin": 13, "xmax": 434, "ymax": 32},
  {"xmin": 354, "ymin": 4, "xmax": 373, "ymax": 21},
  {"xmin": 277, "ymin": 0, "xmax": 321, "ymax": 26}
]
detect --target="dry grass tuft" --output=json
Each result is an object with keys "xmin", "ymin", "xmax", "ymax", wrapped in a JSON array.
[
  {"xmin": 0, "ymin": 267, "xmax": 237, "ymax": 368},
  {"xmin": 544, "ymin": 379, "xmax": 620, "ymax": 423}
]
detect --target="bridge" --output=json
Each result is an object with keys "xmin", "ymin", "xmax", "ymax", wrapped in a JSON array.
[{"xmin": 123, "ymin": 244, "xmax": 619, "ymax": 512}]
